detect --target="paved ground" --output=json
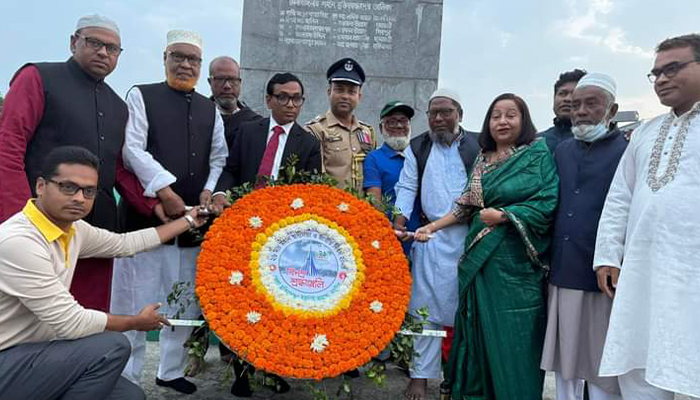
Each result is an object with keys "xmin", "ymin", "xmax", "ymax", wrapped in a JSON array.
[
  {"xmin": 141, "ymin": 343, "xmax": 691, "ymax": 399},
  {"xmin": 141, "ymin": 342, "xmax": 556, "ymax": 400}
]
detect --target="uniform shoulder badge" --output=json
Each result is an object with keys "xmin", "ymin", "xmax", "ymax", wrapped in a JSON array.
[{"xmin": 305, "ymin": 115, "xmax": 325, "ymax": 126}]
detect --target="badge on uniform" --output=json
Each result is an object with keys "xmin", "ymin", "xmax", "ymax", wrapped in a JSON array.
[{"xmin": 344, "ymin": 60, "xmax": 353, "ymax": 72}]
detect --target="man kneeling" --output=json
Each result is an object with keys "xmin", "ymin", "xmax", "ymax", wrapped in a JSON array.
[{"xmin": 0, "ymin": 146, "xmax": 208, "ymax": 400}]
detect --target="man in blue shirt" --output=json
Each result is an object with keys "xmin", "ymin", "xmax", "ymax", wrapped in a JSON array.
[{"xmin": 363, "ymin": 101, "xmax": 420, "ymax": 254}]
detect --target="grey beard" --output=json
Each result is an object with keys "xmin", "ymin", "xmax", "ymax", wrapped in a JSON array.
[
  {"xmin": 214, "ymin": 96, "xmax": 238, "ymax": 113},
  {"xmin": 429, "ymin": 127, "xmax": 459, "ymax": 146}
]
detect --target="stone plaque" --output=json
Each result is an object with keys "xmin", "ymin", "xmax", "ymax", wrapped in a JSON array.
[{"xmin": 240, "ymin": 0, "xmax": 444, "ymax": 134}]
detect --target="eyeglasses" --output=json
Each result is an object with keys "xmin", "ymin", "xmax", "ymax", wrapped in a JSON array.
[
  {"xmin": 46, "ymin": 178, "xmax": 98, "ymax": 199},
  {"xmin": 210, "ymin": 76, "xmax": 242, "ymax": 86},
  {"xmin": 167, "ymin": 51, "xmax": 202, "ymax": 66},
  {"xmin": 271, "ymin": 93, "xmax": 305, "ymax": 106},
  {"xmin": 383, "ymin": 117, "xmax": 411, "ymax": 128},
  {"xmin": 75, "ymin": 34, "xmax": 122, "ymax": 56},
  {"xmin": 648, "ymin": 60, "xmax": 699, "ymax": 83},
  {"xmin": 426, "ymin": 108, "xmax": 456, "ymax": 119}
]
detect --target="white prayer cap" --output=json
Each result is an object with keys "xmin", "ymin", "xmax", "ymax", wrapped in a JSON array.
[
  {"xmin": 429, "ymin": 88, "xmax": 462, "ymax": 107},
  {"xmin": 576, "ymin": 72, "xmax": 617, "ymax": 99},
  {"xmin": 166, "ymin": 30, "xmax": 203, "ymax": 50},
  {"xmin": 75, "ymin": 14, "xmax": 120, "ymax": 36}
]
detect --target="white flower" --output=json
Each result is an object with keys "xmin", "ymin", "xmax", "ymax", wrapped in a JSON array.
[
  {"xmin": 229, "ymin": 271, "xmax": 244, "ymax": 285},
  {"xmin": 310, "ymin": 334, "xmax": 329, "ymax": 353},
  {"xmin": 372, "ymin": 240, "xmax": 381, "ymax": 249},
  {"xmin": 246, "ymin": 311, "xmax": 261, "ymax": 324},
  {"xmin": 369, "ymin": 300, "xmax": 384, "ymax": 313},
  {"xmin": 291, "ymin": 198, "xmax": 304, "ymax": 209},
  {"xmin": 337, "ymin": 202, "xmax": 350, "ymax": 212},
  {"xmin": 248, "ymin": 216, "xmax": 263, "ymax": 229}
]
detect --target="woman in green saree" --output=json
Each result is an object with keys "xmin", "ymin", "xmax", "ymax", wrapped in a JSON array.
[{"xmin": 415, "ymin": 93, "xmax": 559, "ymax": 399}]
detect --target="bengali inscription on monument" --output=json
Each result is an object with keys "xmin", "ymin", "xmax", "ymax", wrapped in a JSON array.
[
  {"xmin": 278, "ymin": 1, "xmax": 395, "ymax": 52},
  {"xmin": 241, "ymin": 0, "xmax": 444, "ymax": 133}
]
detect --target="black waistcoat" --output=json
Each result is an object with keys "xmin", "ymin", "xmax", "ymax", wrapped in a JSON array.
[
  {"xmin": 18, "ymin": 58, "xmax": 128, "ymax": 230},
  {"xmin": 409, "ymin": 128, "xmax": 480, "ymax": 224},
  {"xmin": 120, "ymin": 82, "xmax": 215, "ymax": 246},
  {"xmin": 549, "ymin": 131, "xmax": 628, "ymax": 291}
]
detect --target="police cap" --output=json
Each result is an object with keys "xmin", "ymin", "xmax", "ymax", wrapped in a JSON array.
[{"xmin": 327, "ymin": 57, "xmax": 365, "ymax": 86}]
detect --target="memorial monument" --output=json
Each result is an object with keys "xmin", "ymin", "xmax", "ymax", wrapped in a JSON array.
[{"xmin": 240, "ymin": 0, "xmax": 444, "ymax": 134}]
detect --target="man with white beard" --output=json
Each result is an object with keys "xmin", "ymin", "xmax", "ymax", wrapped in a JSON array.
[
  {"xmin": 394, "ymin": 89, "xmax": 479, "ymax": 400},
  {"xmin": 363, "ymin": 101, "xmax": 421, "ymax": 255},
  {"xmin": 110, "ymin": 29, "xmax": 227, "ymax": 394}
]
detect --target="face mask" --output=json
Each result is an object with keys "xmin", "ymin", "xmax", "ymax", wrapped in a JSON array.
[
  {"xmin": 572, "ymin": 109, "xmax": 612, "ymax": 142},
  {"xmin": 384, "ymin": 135, "xmax": 410, "ymax": 151}
]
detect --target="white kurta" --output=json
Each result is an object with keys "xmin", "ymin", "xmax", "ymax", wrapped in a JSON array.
[
  {"xmin": 593, "ymin": 103, "xmax": 700, "ymax": 398},
  {"xmin": 395, "ymin": 139, "xmax": 468, "ymax": 326}
]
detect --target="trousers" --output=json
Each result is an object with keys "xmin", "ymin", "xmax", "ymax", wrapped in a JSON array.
[
  {"xmin": 410, "ymin": 321, "xmax": 443, "ymax": 379},
  {"xmin": 0, "ymin": 332, "xmax": 144, "ymax": 400}
]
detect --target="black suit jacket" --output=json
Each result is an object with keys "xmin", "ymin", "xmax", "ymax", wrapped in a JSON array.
[{"xmin": 215, "ymin": 118, "xmax": 322, "ymax": 190}]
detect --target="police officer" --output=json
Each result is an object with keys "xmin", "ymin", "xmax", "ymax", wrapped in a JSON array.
[{"xmin": 305, "ymin": 57, "xmax": 376, "ymax": 192}]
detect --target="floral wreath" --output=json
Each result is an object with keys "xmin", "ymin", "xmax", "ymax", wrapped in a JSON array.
[{"xmin": 196, "ymin": 184, "xmax": 411, "ymax": 379}]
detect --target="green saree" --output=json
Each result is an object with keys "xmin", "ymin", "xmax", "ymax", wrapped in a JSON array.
[{"xmin": 443, "ymin": 139, "xmax": 559, "ymax": 400}]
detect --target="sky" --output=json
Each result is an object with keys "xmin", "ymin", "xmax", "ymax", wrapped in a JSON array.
[{"xmin": 1, "ymin": 0, "xmax": 698, "ymax": 131}]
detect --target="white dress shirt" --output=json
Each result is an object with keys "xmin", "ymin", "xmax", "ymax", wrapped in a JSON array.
[
  {"xmin": 122, "ymin": 87, "xmax": 228, "ymax": 198},
  {"xmin": 267, "ymin": 117, "xmax": 293, "ymax": 180}
]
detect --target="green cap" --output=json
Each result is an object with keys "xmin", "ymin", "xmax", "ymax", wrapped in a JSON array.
[{"xmin": 379, "ymin": 101, "xmax": 415, "ymax": 119}]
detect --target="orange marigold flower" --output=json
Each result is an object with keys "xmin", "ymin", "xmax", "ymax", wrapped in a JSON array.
[{"xmin": 197, "ymin": 184, "xmax": 411, "ymax": 379}]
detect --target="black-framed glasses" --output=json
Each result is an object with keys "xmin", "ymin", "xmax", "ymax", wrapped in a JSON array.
[
  {"xmin": 426, "ymin": 108, "xmax": 456, "ymax": 119},
  {"xmin": 167, "ymin": 51, "xmax": 202, "ymax": 66},
  {"xmin": 46, "ymin": 178, "xmax": 98, "ymax": 199},
  {"xmin": 75, "ymin": 34, "xmax": 122, "ymax": 56},
  {"xmin": 271, "ymin": 93, "xmax": 305, "ymax": 106},
  {"xmin": 383, "ymin": 117, "xmax": 411, "ymax": 128},
  {"xmin": 648, "ymin": 60, "xmax": 699, "ymax": 83},
  {"xmin": 210, "ymin": 76, "xmax": 242, "ymax": 86}
]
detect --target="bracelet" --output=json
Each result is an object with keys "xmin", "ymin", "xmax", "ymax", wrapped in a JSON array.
[{"xmin": 183, "ymin": 214, "xmax": 196, "ymax": 230}]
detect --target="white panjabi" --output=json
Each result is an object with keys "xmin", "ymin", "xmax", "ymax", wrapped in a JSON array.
[{"xmin": 593, "ymin": 103, "xmax": 700, "ymax": 398}]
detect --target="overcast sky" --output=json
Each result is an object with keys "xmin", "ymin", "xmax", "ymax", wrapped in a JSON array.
[{"xmin": 1, "ymin": 0, "xmax": 698, "ymax": 131}]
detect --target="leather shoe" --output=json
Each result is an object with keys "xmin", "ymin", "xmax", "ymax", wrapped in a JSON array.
[{"xmin": 155, "ymin": 377, "xmax": 197, "ymax": 394}]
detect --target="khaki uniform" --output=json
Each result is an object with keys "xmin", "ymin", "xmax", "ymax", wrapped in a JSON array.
[{"xmin": 304, "ymin": 110, "xmax": 376, "ymax": 191}]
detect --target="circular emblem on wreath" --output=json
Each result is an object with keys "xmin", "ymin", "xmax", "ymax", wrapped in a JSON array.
[{"xmin": 196, "ymin": 184, "xmax": 411, "ymax": 379}]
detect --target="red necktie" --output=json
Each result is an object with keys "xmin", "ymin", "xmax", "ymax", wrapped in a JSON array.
[{"xmin": 257, "ymin": 125, "xmax": 285, "ymax": 179}]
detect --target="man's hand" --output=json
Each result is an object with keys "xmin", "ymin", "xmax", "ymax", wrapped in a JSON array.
[
  {"xmin": 393, "ymin": 216, "xmax": 409, "ymax": 242},
  {"xmin": 480, "ymin": 208, "xmax": 506, "ymax": 226},
  {"xmin": 153, "ymin": 203, "xmax": 170, "ymax": 223},
  {"xmin": 157, "ymin": 186, "xmax": 186, "ymax": 219},
  {"xmin": 134, "ymin": 303, "xmax": 171, "ymax": 331},
  {"xmin": 596, "ymin": 266, "xmax": 620, "ymax": 299},
  {"xmin": 199, "ymin": 189, "xmax": 213, "ymax": 208},
  {"xmin": 211, "ymin": 193, "xmax": 231, "ymax": 215}
]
